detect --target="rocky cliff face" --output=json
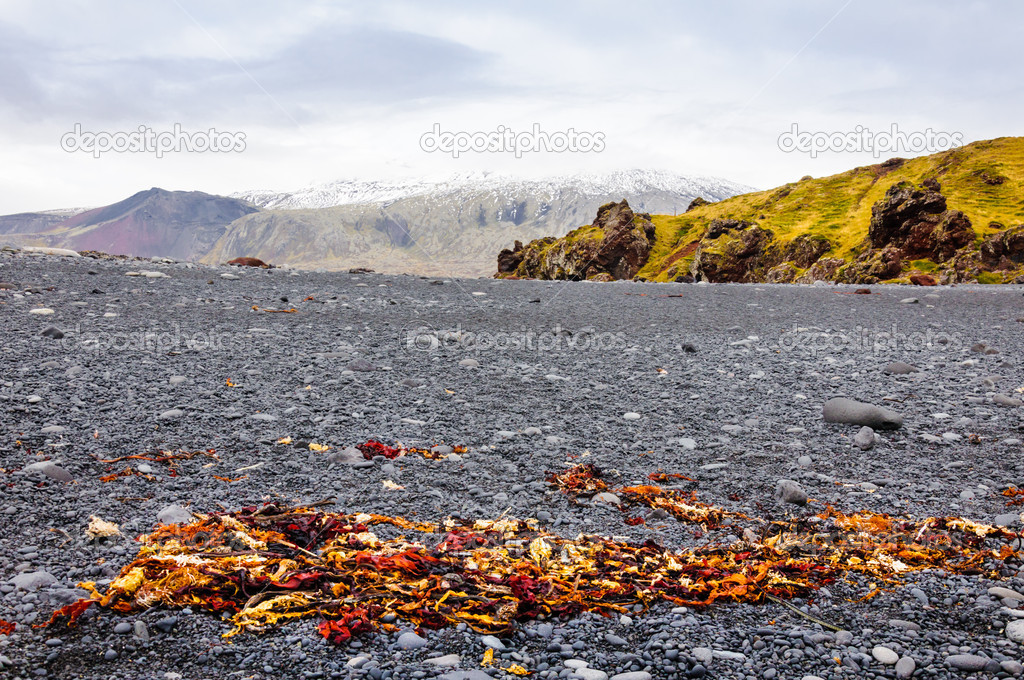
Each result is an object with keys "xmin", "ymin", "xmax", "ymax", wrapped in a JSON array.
[{"xmin": 495, "ymin": 200, "xmax": 656, "ymax": 280}]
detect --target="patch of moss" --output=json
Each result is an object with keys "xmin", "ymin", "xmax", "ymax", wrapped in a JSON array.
[
  {"xmin": 976, "ymin": 271, "xmax": 1003, "ymax": 284},
  {"xmin": 909, "ymin": 259, "xmax": 938, "ymax": 273}
]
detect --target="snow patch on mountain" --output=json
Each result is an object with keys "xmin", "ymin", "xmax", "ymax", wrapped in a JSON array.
[{"xmin": 233, "ymin": 170, "xmax": 755, "ymax": 211}]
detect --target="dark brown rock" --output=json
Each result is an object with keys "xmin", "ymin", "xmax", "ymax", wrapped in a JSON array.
[
  {"xmin": 909, "ymin": 273, "xmax": 938, "ymax": 286},
  {"xmin": 765, "ymin": 263, "xmax": 799, "ymax": 283},
  {"xmin": 796, "ymin": 257, "xmax": 845, "ymax": 283},
  {"xmin": 705, "ymin": 218, "xmax": 753, "ymax": 240},
  {"xmin": 980, "ymin": 225, "xmax": 1024, "ymax": 269},
  {"xmin": 784, "ymin": 235, "xmax": 833, "ymax": 268},
  {"xmin": 864, "ymin": 245, "xmax": 905, "ymax": 280},
  {"xmin": 227, "ymin": 257, "xmax": 271, "ymax": 268},
  {"xmin": 496, "ymin": 240, "xmax": 525, "ymax": 274},
  {"xmin": 931, "ymin": 210, "xmax": 975, "ymax": 262},
  {"xmin": 686, "ymin": 197, "xmax": 709, "ymax": 212},
  {"xmin": 939, "ymin": 249, "xmax": 983, "ymax": 284},
  {"xmin": 691, "ymin": 223, "xmax": 780, "ymax": 283}
]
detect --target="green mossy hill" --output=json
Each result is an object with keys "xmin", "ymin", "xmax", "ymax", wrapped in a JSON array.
[{"xmin": 640, "ymin": 137, "xmax": 1024, "ymax": 284}]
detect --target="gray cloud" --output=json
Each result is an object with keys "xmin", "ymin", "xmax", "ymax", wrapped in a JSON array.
[
  {"xmin": 0, "ymin": 0, "xmax": 1022, "ymax": 214},
  {"xmin": 0, "ymin": 17, "xmax": 495, "ymax": 126}
]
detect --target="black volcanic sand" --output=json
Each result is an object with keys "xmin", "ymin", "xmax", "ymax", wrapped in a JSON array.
[{"xmin": 1, "ymin": 251, "xmax": 1023, "ymax": 680}]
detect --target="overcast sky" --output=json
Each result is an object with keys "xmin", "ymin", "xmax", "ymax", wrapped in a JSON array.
[{"xmin": 0, "ymin": 0, "xmax": 1021, "ymax": 213}]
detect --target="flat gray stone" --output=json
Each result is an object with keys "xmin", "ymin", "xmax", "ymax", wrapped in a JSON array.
[
  {"xmin": 989, "ymin": 586, "xmax": 1024, "ymax": 602},
  {"xmin": 823, "ymin": 397, "xmax": 903, "ymax": 430},
  {"xmin": 574, "ymin": 669, "xmax": 608, "ymax": 680},
  {"xmin": 947, "ymin": 654, "xmax": 991, "ymax": 671},
  {"xmin": 327, "ymin": 447, "xmax": 365, "ymax": 465},
  {"xmin": 1001, "ymin": 659, "xmax": 1024, "ymax": 675},
  {"xmin": 156, "ymin": 504, "xmax": 192, "ymax": 525},
  {"xmin": 346, "ymin": 359, "xmax": 376, "ymax": 372},
  {"xmin": 883, "ymin": 361, "xmax": 919, "ymax": 375},
  {"xmin": 996, "ymin": 512, "xmax": 1021, "ymax": 527},
  {"xmin": 23, "ymin": 461, "xmax": 73, "ymax": 482},
  {"xmin": 424, "ymin": 654, "xmax": 461, "ymax": 667},
  {"xmin": 439, "ymin": 672, "xmax": 493, "ymax": 680},
  {"xmin": 10, "ymin": 570, "xmax": 56, "ymax": 590}
]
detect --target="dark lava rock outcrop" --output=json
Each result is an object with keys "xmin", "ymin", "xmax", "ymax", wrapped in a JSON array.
[
  {"xmin": 690, "ymin": 221, "xmax": 779, "ymax": 283},
  {"xmin": 496, "ymin": 200, "xmax": 655, "ymax": 280},
  {"xmin": 860, "ymin": 180, "xmax": 974, "ymax": 262}
]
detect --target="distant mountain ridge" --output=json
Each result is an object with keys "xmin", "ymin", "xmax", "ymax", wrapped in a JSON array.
[
  {"xmin": 1, "ymin": 171, "xmax": 751, "ymax": 276},
  {"xmin": 2, "ymin": 188, "xmax": 258, "ymax": 261}
]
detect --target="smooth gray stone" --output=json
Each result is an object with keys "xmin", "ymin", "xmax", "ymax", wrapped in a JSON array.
[
  {"xmin": 23, "ymin": 461, "xmax": 73, "ymax": 483},
  {"xmin": 10, "ymin": 571, "xmax": 56, "ymax": 590},
  {"xmin": 853, "ymin": 426, "xmax": 876, "ymax": 450},
  {"xmin": 397, "ymin": 631, "xmax": 428, "ymax": 650},
  {"xmin": 895, "ymin": 656, "xmax": 916, "ymax": 679},
  {"xmin": 883, "ymin": 361, "xmax": 919, "ymax": 375},
  {"xmin": 776, "ymin": 479, "xmax": 807, "ymax": 505},
  {"xmin": 823, "ymin": 397, "xmax": 903, "ymax": 430},
  {"xmin": 947, "ymin": 654, "xmax": 991, "ymax": 671},
  {"xmin": 156, "ymin": 504, "xmax": 192, "ymax": 525}
]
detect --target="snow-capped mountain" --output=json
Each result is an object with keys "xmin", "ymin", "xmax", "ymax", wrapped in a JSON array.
[
  {"xmin": 232, "ymin": 170, "xmax": 754, "ymax": 213},
  {"xmin": 208, "ymin": 170, "xmax": 754, "ymax": 276}
]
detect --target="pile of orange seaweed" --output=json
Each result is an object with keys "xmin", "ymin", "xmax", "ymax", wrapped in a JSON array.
[
  {"xmin": 45, "ymin": 476, "xmax": 1020, "ymax": 644},
  {"xmin": 547, "ymin": 464, "xmax": 742, "ymax": 527},
  {"xmin": 1004, "ymin": 487, "xmax": 1024, "ymax": 507}
]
